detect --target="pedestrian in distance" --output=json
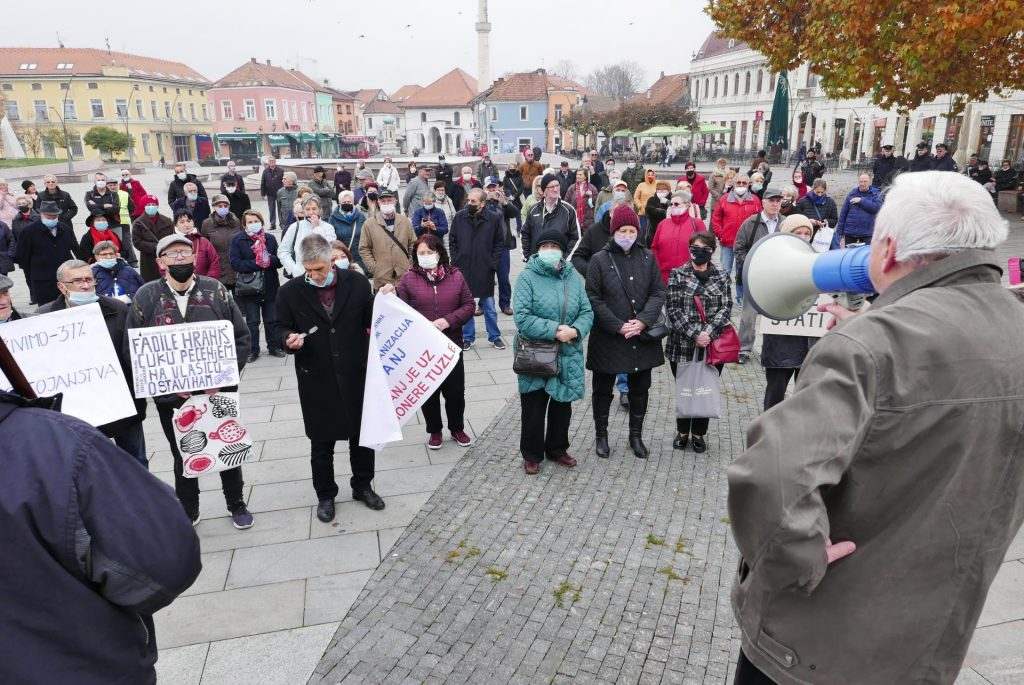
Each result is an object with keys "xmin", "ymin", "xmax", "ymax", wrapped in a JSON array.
[
  {"xmin": 275, "ymin": 172, "xmax": 299, "ymax": 230},
  {"xmin": 449, "ymin": 188, "xmax": 506, "ymax": 350},
  {"xmin": 678, "ymin": 161, "xmax": 710, "ymax": 220},
  {"xmin": 230, "ymin": 209, "xmax": 284, "ymax": 363},
  {"xmin": 727, "ymin": 170, "xmax": 1024, "ymax": 685},
  {"xmin": 260, "ymin": 157, "xmax": 285, "ymax": 230},
  {"xmin": 219, "ymin": 159, "xmax": 245, "ymax": 197}
]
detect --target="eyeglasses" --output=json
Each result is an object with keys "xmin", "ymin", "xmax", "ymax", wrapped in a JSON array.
[
  {"xmin": 162, "ymin": 250, "xmax": 194, "ymax": 260},
  {"xmin": 670, "ymin": 202, "xmax": 686, "ymax": 207},
  {"xmin": 62, "ymin": 277, "xmax": 96, "ymax": 287},
  {"xmin": 734, "ymin": 182, "xmax": 749, "ymax": 186}
]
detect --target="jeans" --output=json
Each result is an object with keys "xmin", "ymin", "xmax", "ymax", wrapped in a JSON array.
[
  {"xmin": 669, "ymin": 361, "xmax": 723, "ymax": 436},
  {"xmin": 463, "ymin": 296, "xmax": 501, "ymax": 343},
  {"xmin": 519, "ymin": 389, "xmax": 572, "ymax": 463},
  {"xmin": 422, "ymin": 356, "xmax": 466, "ymax": 433},
  {"xmin": 113, "ymin": 419, "xmax": 148, "ymax": 467},
  {"xmin": 265, "ymin": 194, "xmax": 279, "ymax": 228},
  {"xmin": 615, "ymin": 373, "xmax": 629, "ymax": 394},
  {"xmin": 719, "ymin": 246, "xmax": 742, "ymax": 305},
  {"xmin": 309, "ymin": 438, "xmax": 375, "ymax": 501},
  {"xmin": 497, "ymin": 249, "xmax": 512, "ymax": 310},
  {"xmin": 238, "ymin": 294, "xmax": 280, "ymax": 354},
  {"xmin": 158, "ymin": 399, "xmax": 245, "ymax": 518},
  {"xmin": 764, "ymin": 368, "xmax": 799, "ymax": 410}
]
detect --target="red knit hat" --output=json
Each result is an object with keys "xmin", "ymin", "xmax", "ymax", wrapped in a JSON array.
[{"xmin": 610, "ymin": 204, "xmax": 639, "ymax": 232}]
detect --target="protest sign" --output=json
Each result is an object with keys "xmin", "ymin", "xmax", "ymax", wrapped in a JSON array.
[
  {"xmin": 757, "ymin": 294, "xmax": 835, "ymax": 338},
  {"xmin": 172, "ymin": 392, "xmax": 254, "ymax": 478},
  {"xmin": 360, "ymin": 293, "xmax": 462, "ymax": 449},
  {"xmin": 0, "ymin": 303, "xmax": 136, "ymax": 427},
  {"xmin": 127, "ymin": 320, "xmax": 239, "ymax": 398}
]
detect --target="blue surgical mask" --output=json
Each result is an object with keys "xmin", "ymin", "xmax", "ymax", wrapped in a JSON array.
[
  {"xmin": 186, "ymin": 192, "xmax": 198, "ymax": 202},
  {"xmin": 216, "ymin": 206, "xmax": 230, "ymax": 217},
  {"xmin": 94, "ymin": 220, "xmax": 108, "ymax": 230},
  {"xmin": 97, "ymin": 258, "xmax": 118, "ymax": 270},
  {"xmin": 42, "ymin": 217, "xmax": 59, "ymax": 228},
  {"xmin": 68, "ymin": 291, "xmax": 99, "ymax": 306},
  {"xmin": 144, "ymin": 205, "xmax": 159, "ymax": 216},
  {"xmin": 305, "ymin": 269, "xmax": 336, "ymax": 289},
  {"xmin": 244, "ymin": 223, "xmax": 262, "ymax": 236},
  {"xmin": 334, "ymin": 257, "xmax": 350, "ymax": 270},
  {"xmin": 537, "ymin": 249, "xmax": 562, "ymax": 267}
]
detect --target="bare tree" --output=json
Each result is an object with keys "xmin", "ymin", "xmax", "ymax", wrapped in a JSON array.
[
  {"xmin": 585, "ymin": 61, "xmax": 646, "ymax": 100},
  {"xmin": 551, "ymin": 60, "xmax": 581, "ymax": 83},
  {"xmin": 16, "ymin": 125, "xmax": 45, "ymax": 157}
]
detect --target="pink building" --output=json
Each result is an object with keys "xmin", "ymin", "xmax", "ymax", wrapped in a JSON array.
[{"xmin": 208, "ymin": 58, "xmax": 320, "ymax": 160}]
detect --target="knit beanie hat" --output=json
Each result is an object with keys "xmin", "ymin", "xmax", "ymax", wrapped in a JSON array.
[
  {"xmin": 535, "ymin": 227, "xmax": 568, "ymax": 253},
  {"xmin": 539, "ymin": 173, "xmax": 559, "ymax": 193},
  {"xmin": 610, "ymin": 204, "xmax": 640, "ymax": 233},
  {"xmin": 779, "ymin": 213, "xmax": 814, "ymax": 235}
]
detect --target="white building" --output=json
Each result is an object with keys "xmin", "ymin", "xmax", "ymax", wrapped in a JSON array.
[
  {"xmin": 689, "ymin": 32, "xmax": 1024, "ymax": 167},
  {"xmin": 400, "ymin": 68, "xmax": 478, "ymax": 155}
]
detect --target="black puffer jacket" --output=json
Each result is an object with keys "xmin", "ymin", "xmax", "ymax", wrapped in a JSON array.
[
  {"xmin": 761, "ymin": 333, "xmax": 816, "ymax": 369},
  {"xmin": 584, "ymin": 241, "xmax": 666, "ymax": 374},
  {"xmin": 570, "ymin": 213, "xmax": 614, "ymax": 277}
]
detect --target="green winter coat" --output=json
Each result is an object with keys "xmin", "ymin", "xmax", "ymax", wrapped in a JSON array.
[{"xmin": 513, "ymin": 255, "xmax": 594, "ymax": 403}]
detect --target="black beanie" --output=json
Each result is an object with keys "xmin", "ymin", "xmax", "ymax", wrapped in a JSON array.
[{"xmin": 535, "ymin": 227, "xmax": 567, "ymax": 253}]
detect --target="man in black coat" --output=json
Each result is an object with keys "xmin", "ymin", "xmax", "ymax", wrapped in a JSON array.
[
  {"xmin": 275, "ymin": 233, "xmax": 383, "ymax": 524},
  {"xmin": 932, "ymin": 143, "xmax": 959, "ymax": 172},
  {"xmin": 555, "ymin": 161, "xmax": 574, "ymax": 198},
  {"xmin": 167, "ymin": 162, "xmax": 208, "ymax": 206},
  {"xmin": 483, "ymin": 178, "xmax": 519, "ymax": 315},
  {"xmin": 259, "ymin": 158, "xmax": 285, "ymax": 230},
  {"xmin": 450, "ymin": 188, "xmax": 505, "ymax": 350},
  {"xmin": 909, "ymin": 142, "xmax": 934, "ymax": 172},
  {"xmin": 14, "ymin": 200, "xmax": 81, "ymax": 305},
  {"xmin": 83, "ymin": 171, "xmax": 120, "ymax": 218},
  {"xmin": 521, "ymin": 173, "xmax": 582, "ymax": 260},
  {"xmin": 219, "ymin": 160, "xmax": 245, "ymax": 195},
  {"xmin": 37, "ymin": 174, "xmax": 78, "ymax": 224},
  {"xmin": 799, "ymin": 150, "xmax": 825, "ymax": 184},
  {"xmin": 871, "ymin": 145, "xmax": 898, "ymax": 187}
]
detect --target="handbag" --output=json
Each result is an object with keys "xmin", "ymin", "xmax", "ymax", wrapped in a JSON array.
[
  {"xmin": 234, "ymin": 270, "xmax": 265, "ymax": 299},
  {"xmin": 675, "ymin": 349, "xmax": 722, "ymax": 418},
  {"xmin": 693, "ymin": 294, "xmax": 740, "ymax": 365},
  {"xmin": 606, "ymin": 252, "xmax": 669, "ymax": 341},
  {"xmin": 512, "ymin": 279, "xmax": 567, "ymax": 378}
]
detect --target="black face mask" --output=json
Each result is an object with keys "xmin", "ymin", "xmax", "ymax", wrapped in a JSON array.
[
  {"xmin": 686, "ymin": 171, "xmax": 695, "ymax": 178},
  {"xmin": 467, "ymin": 204, "xmax": 479, "ymax": 215},
  {"xmin": 689, "ymin": 247, "xmax": 713, "ymax": 265},
  {"xmin": 340, "ymin": 203, "xmax": 354, "ymax": 212},
  {"xmin": 367, "ymin": 193, "xmax": 378, "ymax": 201},
  {"xmin": 167, "ymin": 264, "xmax": 195, "ymax": 283}
]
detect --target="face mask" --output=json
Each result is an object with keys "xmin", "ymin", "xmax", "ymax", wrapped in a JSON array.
[
  {"xmin": 751, "ymin": 183, "xmax": 763, "ymax": 192},
  {"xmin": 612, "ymin": 190, "xmax": 627, "ymax": 202},
  {"xmin": 669, "ymin": 206, "xmax": 687, "ymax": 217},
  {"xmin": 42, "ymin": 217, "xmax": 59, "ymax": 228},
  {"xmin": 435, "ymin": 192, "xmax": 445, "ymax": 200},
  {"xmin": 467, "ymin": 204, "xmax": 479, "ymax": 215},
  {"xmin": 176, "ymin": 172, "xmax": 187, "ymax": 181},
  {"xmin": 627, "ymin": 162, "xmax": 636, "ymax": 169},
  {"xmin": 656, "ymin": 191, "xmax": 669, "ymax": 199},
  {"xmin": 340, "ymin": 203, "xmax": 354, "ymax": 213},
  {"xmin": 733, "ymin": 186, "xmax": 748, "ymax": 196},
  {"xmin": 462, "ymin": 173, "xmax": 472, "ymax": 181},
  {"xmin": 122, "ymin": 176, "xmax": 131, "ymax": 182},
  {"xmin": 380, "ymin": 204, "xmax": 395, "ymax": 216},
  {"xmin": 614, "ymin": 235, "xmax": 635, "ymax": 251},
  {"xmin": 689, "ymin": 247, "xmax": 713, "ymax": 265},
  {"xmin": 417, "ymin": 253, "xmax": 440, "ymax": 270},
  {"xmin": 410, "ymin": 167, "xmax": 417, "ymax": 173},
  {"xmin": 225, "ymin": 185, "xmax": 237, "ymax": 194},
  {"xmin": 538, "ymin": 249, "xmax": 562, "ymax": 267},
  {"xmin": 367, "ymin": 193, "xmax": 379, "ymax": 201},
  {"xmin": 334, "ymin": 257, "xmax": 350, "ymax": 270},
  {"xmin": 245, "ymin": 222, "xmax": 262, "ymax": 236},
  {"xmin": 216, "ymin": 206, "xmax": 230, "ymax": 217},
  {"xmin": 68, "ymin": 290, "xmax": 99, "ymax": 306},
  {"xmin": 186, "ymin": 193, "xmax": 198, "ymax": 202},
  {"xmin": 97, "ymin": 258, "xmax": 118, "ymax": 269},
  {"xmin": 94, "ymin": 220, "xmax": 108, "ymax": 230},
  {"xmin": 422, "ymin": 203, "xmax": 435, "ymax": 211},
  {"xmin": 686, "ymin": 170, "xmax": 695, "ymax": 178},
  {"xmin": 95, "ymin": 180, "xmax": 107, "ymax": 189},
  {"xmin": 305, "ymin": 269, "xmax": 336, "ymax": 288},
  {"xmin": 144, "ymin": 205, "xmax": 159, "ymax": 216},
  {"xmin": 167, "ymin": 263, "xmax": 195, "ymax": 282},
  {"xmin": 606, "ymin": 165, "xmax": 615, "ymax": 173}
]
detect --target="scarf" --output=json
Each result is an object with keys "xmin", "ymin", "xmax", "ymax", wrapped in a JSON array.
[
  {"xmin": 574, "ymin": 182, "xmax": 587, "ymax": 219},
  {"xmin": 794, "ymin": 181, "xmax": 809, "ymax": 198},
  {"xmin": 250, "ymin": 231, "xmax": 271, "ymax": 268},
  {"xmin": 89, "ymin": 226, "xmax": 121, "ymax": 251},
  {"xmin": 810, "ymin": 192, "xmax": 827, "ymax": 206}
]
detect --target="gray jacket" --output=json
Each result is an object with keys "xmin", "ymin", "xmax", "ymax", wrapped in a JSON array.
[
  {"xmin": 728, "ymin": 250, "xmax": 1024, "ymax": 684},
  {"xmin": 403, "ymin": 176, "xmax": 431, "ymax": 217},
  {"xmin": 309, "ymin": 177, "xmax": 335, "ymax": 216}
]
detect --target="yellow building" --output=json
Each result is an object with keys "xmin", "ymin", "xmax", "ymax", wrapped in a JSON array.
[{"xmin": 0, "ymin": 47, "xmax": 214, "ymax": 164}]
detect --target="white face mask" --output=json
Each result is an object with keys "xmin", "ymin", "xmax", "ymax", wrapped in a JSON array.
[
  {"xmin": 733, "ymin": 186, "xmax": 748, "ymax": 196},
  {"xmin": 612, "ymin": 190, "xmax": 627, "ymax": 202},
  {"xmin": 417, "ymin": 253, "xmax": 439, "ymax": 270},
  {"xmin": 176, "ymin": 172, "xmax": 187, "ymax": 181},
  {"xmin": 627, "ymin": 162, "xmax": 636, "ymax": 169},
  {"xmin": 95, "ymin": 180, "xmax": 107, "ymax": 189},
  {"xmin": 380, "ymin": 204, "xmax": 396, "ymax": 216},
  {"xmin": 462, "ymin": 173, "xmax": 472, "ymax": 181},
  {"xmin": 656, "ymin": 191, "xmax": 669, "ymax": 199},
  {"xmin": 669, "ymin": 205, "xmax": 687, "ymax": 216}
]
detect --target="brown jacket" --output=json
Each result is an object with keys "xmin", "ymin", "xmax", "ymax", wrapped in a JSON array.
[
  {"xmin": 200, "ymin": 213, "xmax": 241, "ymax": 287},
  {"xmin": 728, "ymin": 250, "xmax": 1024, "ymax": 684},
  {"xmin": 518, "ymin": 160, "xmax": 544, "ymax": 191},
  {"xmin": 357, "ymin": 213, "xmax": 415, "ymax": 289}
]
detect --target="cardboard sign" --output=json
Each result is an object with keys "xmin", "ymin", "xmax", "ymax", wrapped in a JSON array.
[
  {"xmin": 359, "ymin": 293, "xmax": 462, "ymax": 449},
  {"xmin": 172, "ymin": 392, "xmax": 254, "ymax": 478},
  {"xmin": 0, "ymin": 303, "xmax": 136, "ymax": 427},
  {"xmin": 757, "ymin": 294, "xmax": 835, "ymax": 338},
  {"xmin": 127, "ymin": 320, "xmax": 239, "ymax": 398}
]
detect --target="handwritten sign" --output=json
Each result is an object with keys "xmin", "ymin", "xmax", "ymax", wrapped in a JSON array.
[
  {"xmin": 757, "ymin": 294, "xmax": 835, "ymax": 338},
  {"xmin": 0, "ymin": 303, "xmax": 136, "ymax": 426},
  {"xmin": 127, "ymin": 320, "xmax": 239, "ymax": 398},
  {"xmin": 360, "ymin": 294, "xmax": 462, "ymax": 449}
]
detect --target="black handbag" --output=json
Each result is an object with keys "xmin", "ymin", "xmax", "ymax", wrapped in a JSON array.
[
  {"xmin": 606, "ymin": 251, "xmax": 669, "ymax": 341},
  {"xmin": 512, "ymin": 279, "xmax": 568, "ymax": 378},
  {"xmin": 234, "ymin": 270, "xmax": 266, "ymax": 298}
]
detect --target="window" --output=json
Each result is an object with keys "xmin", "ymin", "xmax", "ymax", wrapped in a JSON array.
[
  {"xmin": 1, "ymin": 83, "xmax": 11, "ymax": 91},
  {"xmin": 519, "ymin": 105, "xmax": 528, "ymax": 121},
  {"xmin": 733, "ymin": 73, "xmax": 739, "ymax": 94},
  {"xmin": 769, "ymin": 73, "xmax": 776, "ymax": 91},
  {"xmin": 554, "ymin": 104, "xmax": 563, "ymax": 123},
  {"xmin": 290, "ymin": 100, "xmax": 297, "ymax": 122},
  {"xmin": 56, "ymin": 63, "xmax": 74, "ymax": 70},
  {"xmin": 3, "ymin": 100, "xmax": 18, "ymax": 121},
  {"xmin": 68, "ymin": 134, "xmax": 84, "ymax": 158},
  {"xmin": 301, "ymin": 102, "xmax": 308, "ymax": 122},
  {"xmin": 264, "ymin": 98, "xmax": 277, "ymax": 120},
  {"xmin": 162, "ymin": 87, "xmax": 167, "ymax": 93},
  {"xmin": 723, "ymin": 75, "xmax": 728, "ymax": 97},
  {"xmin": 188, "ymin": 89, "xmax": 193, "ymax": 95},
  {"xmin": 156, "ymin": 134, "xmax": 164, "ymax": 154},
  {"xmin": 756, "ymin": 70, "xmax": 763, "ymax": 93},
  {"xmin": 345, "ymin": 105, "xmax": 351, "ymax": 114},
  {"xmin": 453, "ymin": 111, "xmax": 460, "ymax": 125},
  {"xmin": 148, "ymin": 85, "xmax": 154, "ymax": 92},
  {"xmin": 164, "ymin": 101, "xmax": 171, "ymax": 119},
  {"xmin": 517, "ymin": 137, "xmax": 531, "ymax": 149},
  {"xmin": 745, "ymin": 71, "xmax": 751, "ymax": 94},
  {"xmin": 34, "ymin": 100, "xmax": 48, "ymax": 121},
  {"xmin": 31, "ymin": 83, "xmax": 42, "ymax": 91},
  {"xmin": 176, "ymin": 88, "xmax": 181, "ymax": 95},
  {"xmin": 150, "ymin": 101, "xmax": 158, "ymax": 119},
  {"xmin": 703, "ymin": 78, "xmax": 708, "ymax": 99},
  {"xmin": 1005, "ymin": 114, "xmax": 1024, "ymax": 163},
  {"xmin": 244, "ymin": 99, "xmax": 256, "ymax": 120},
  {"xmin": 201, "ymin": 103, "xmax": 208, "ymax": 120},
  {"xmin": 60, "ymin": 82, "xmax": 69, "ymax": 90},
  {"xmin": 115, "ymin": 98, "xmax": 128, "ymax": 118},
  {"xmin": 189, "ymin": 103, "xmax": 196, "ymax": 121},
  {"xmin": 713, "ymin": 76, "xmax": 718, "ymax": 98},
  {"xmin": 921, "ymin": 116, "xmax": 936, "ymax": 144},
  {"xmin": 63, "ymin": 100, "xmax": 77, "ymax": 120},
  {"xmin": 336, "ymin": 104, "xmax": 343, "ymax": 114},
  {"xmin": 177, "ymin": 102, "xmax": 185, "ymax": 121},
  {"xmin": 367, "ymin": 117, "xmax": 373, "ymax": 129},
  {"xmin": 490, "ymin": 106, "xmax": 497, "ymax": 121},
  {"xmin": 133, "ymin": 84, "xmax": 139, "ymax": 91},
  {"xmin": 90, "ymin": 98, "xmax": 104, "ymax": 118},
  {"xmin": 141, "ymin": 133, "xmax": 151, "ymax": 155},
  {"xmin": 18, "ymin": 63, "xmax": 38, "ymax": 70},
  {"xmin": 136, "ymin": 99, "xmax": 144, "ymax": 118},
  {"xmin": 87, "ymin": 82, "xmax": 98, "ymax": 89},
  {"xmin": 420, "ymin": 112, "xmax": 427, "ymax": 123},
  {"xmin": 806, "ymin": 71, "xmax": 820, "ymax": 88}
]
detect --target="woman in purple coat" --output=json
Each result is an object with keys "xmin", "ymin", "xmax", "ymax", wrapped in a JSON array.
[{"xmin": 386, "ymin": 233, "xmax": 476, "ymax": 450}]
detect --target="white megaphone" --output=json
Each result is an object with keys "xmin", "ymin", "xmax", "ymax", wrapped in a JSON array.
[{"xmin": 742, "ymin": 233, "xmax": 875, "ymax": 320}]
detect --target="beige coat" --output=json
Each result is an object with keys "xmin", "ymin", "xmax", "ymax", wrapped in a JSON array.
[
  {"xmin": 728, "ymin": 250, "xmax": 1024, "ymax": 684},
  {"xmin": 358, "ymin": 213, "xmax": 415, "ymax": 289}
]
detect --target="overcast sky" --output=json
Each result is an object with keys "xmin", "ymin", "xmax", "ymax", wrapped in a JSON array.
[{"xmin": 23, "ymin": 0, "xmax": 716, "ymax": 92}]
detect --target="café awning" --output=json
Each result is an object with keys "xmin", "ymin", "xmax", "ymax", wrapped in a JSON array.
[
  {"xmin": 215, "ymin": 132, "xmax": 260, "ymax": 142},
  {"xmin": 266, "ymin": 134, "xmax": 290, "ymax": 146}
]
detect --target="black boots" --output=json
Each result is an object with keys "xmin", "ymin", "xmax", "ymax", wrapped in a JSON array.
[
  {"xmin": 628, "ymin": 392, "xmax": 649, "ymax": 459},
  {"xmin": 593, "ymin": 393, "xmax": 611, "ymax": 458}
]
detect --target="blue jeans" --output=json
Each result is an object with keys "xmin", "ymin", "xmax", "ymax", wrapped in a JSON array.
[
  {"xmin": 497, "ymin": 249, "xmax": 511, "ymax": 310},
  {"xmin": 616, "ymin": 373, "xmax": 629, "ymax": 394},
  {"xmin": 720, "ymin": 245, "xmax": 743, "ymax": 305},
  {"xmin": 114, "ymin": 420, "xmax": 148, "ymax": 468},
  {"xmin": 462, "ymin": 297, "xmax": 501, "ymax": 343}
]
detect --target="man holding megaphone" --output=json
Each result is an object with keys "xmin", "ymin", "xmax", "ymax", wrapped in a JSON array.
[{"xmin": 726, "ymin": 171, "xmax": 1024, "ymax": 684}]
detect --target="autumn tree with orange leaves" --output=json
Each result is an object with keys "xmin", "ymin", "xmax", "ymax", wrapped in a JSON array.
[{"xmin": 705, "ymin": 1, "xmax": 1024, "ymax": 114}]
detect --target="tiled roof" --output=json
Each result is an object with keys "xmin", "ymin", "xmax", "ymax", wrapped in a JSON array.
[
  {"xmin": 390, "ymin": 84, "xmax": 423, "ymax": 102},
  {"xmin": 546, "ymin": 74, "xmax": 588, "ymax": 94},
  {"xmin": 0, "ymin": 47, "xmax": 209, "ymax": 83},
  {"xmin": 352, "ymin": 89, "xmax": 387, "ymax": 105},
  {"xmin": 323, "ymin": 85, "xmax": 355, "ymax": 101},
  {"xmin": 400, "ymin": 69, "xmax": 478, "ymax": 108},
  {"xmin": 693, "ymin": 32, "xmax": 749, "ymax": 60},
  {"xmin": 484, "ymin": 70, "xmax": 549, "ymax": 102},
  {"xmin": 628, "ymin": 72, "xmax": 689, "ymax": 106},
  {"xmin": 286, "ymin": 69, "xmax": 331, "ymax": 93},
  {"xmin": 580, "ymin": 93, "xmax": 619, "ymax": 113},
  {"xmin": 213, "ymin": 59, "xmax": 314, "ymax": 90},
  {"xmin": 364, "ymin": 99, "xmax": 402, "ymax": 114}
]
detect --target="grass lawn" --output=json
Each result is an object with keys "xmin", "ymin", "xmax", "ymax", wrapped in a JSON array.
[{"xmin": 0, "ymin": 157, "xmax": 63, "ymax": 169}]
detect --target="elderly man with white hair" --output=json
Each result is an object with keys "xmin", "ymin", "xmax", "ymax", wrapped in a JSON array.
[
  {"xmin": 36, "ymin": 173, "xmax": 78, "ymax": 224},
  {"xmin": 726, "ymin": 170, "xmax": 1024, "ymax": 684}
]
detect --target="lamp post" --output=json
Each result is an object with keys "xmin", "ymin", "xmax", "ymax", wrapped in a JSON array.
[{"xmin": 119, "ymin": 81, "xmax": 135, "ymax": 168}]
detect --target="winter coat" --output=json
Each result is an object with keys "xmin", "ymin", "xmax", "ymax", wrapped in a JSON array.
[
  {"xmin": 707, "ymin": 167, "xmax": 729, "ymax": 205},
  {"xmin": 11, "ymin": 208, "xmax": 39, "ymax": 242},
  {"xmin": 35, "ymin": 187, "xmax": 78, "ymax": 224},
  {"xmin": 449, "ymin": 207, "xmax": 504, "ymax": 299},
  {"xmin": 795, "ymin": 193, "xmax": 839, "ymax": 228},
  {"xmin": 329, "ymin": 207, "xmax": 368, "ymax": 269},
  {"xmin": 167, "ymin": 173, "xmax": 207, "ymax": 206},
  {"xmin": 396, "ymin": 265, "xmax": 475, "ymax": 345},
  {"xmin": 933, "ymin": 154, "xmax": 958, "ymax": 172},
  {"xmin": 131, "ymin": 213, "xmax": 175, "ymax": 282},
  {"xmin": 564, "ymin": 182, "xmax": 598, "ymax": 231},
  {"xmin": 761, "ymin": 330, "xmax": 816, "ymax": 369},
  {"xmin": 119, "ymin": 179, "xmax": 148, "ymax": 220},
  {"xmin": 358, "ymin": 213, "xmax": 416, "ymax": 289},
  {"xmin": 83, "ymin": 188, "xmax": 120, "ymax": 218},
  {"xmin": 621, "ymin": 165, "xmax": 646, "ymax": 193},
  {"xmin": 833, "ymin": 185, "xmax": 883, "ymax": 247},
  {"xmin": 521, "ymin": 200, "xmax": 581, "ymax": 259},
  {"xmin": 734, "ymin": 212, "xmax": 782, "ymax": 284},
  {"xmin": 229, "ymin": 230, "xmax": 281, "ymax": 302},
  {"xmin": 259, "ymin": 166, "xmax": 284, "ymax": 199},
  {"xmin": 275, "ymin": 186, "xmax": 298, "ymax": 225},
  {"xmin": 223, "ymin": 186, "xmax": 251, "ymax": 218},
  {"xmin": 799, "ymin": 159, "xmax": 825, "ymax": 184},
  {"xmin": 502, "ymin": 172, "xmax": 525, "ymax": 207},
  {"xmin": 376, "ymin": 165, "xmax": 401, "ymax": 193},
  {"xmin": 644, "ymin": 194, "xmax": 670, "ymax": 244},
  {"xmin": 570, "ymin": 211, "xmax": 615, "ymax": 278},
  {"xmin": 995, "ymin": 167, "xmax": 1020, "ymax": 191},
  {"xmin": 665, "ymin": 262, "xmax": 733, "ymax": 362},
  {"xmin": 278, "ymin": 218, "xmax": 337, "ymax": 278},
  {"xmin": 871, "ymin": 155, "xmax": 898, "ymax": 187},
  {"xmin": 403, "ymin": 176, "xmax": 432, "ymax": 217},
  {"xmin": 219, "ymin": 172, "xmax": 245, "ymax": 196},
  {"xmin": 584, "ymin": 242, "xmax": 666, "ymax": 374},
  {"xmin": 308, "ymin": 177, "xmax": 335, "ymax": 216},
  {"xmin": 477, "ymin": 160, "xmax": 498, "ymax": 182},
  {"xmin": 555, "ymin": 171, "xmax": 574, "ymax": 198},
  {"xmin": 0, "ymin": 390, "xmax": 200, "ymax": 685},
  {"xmin": 110, "ymin": 188, "xmax": 133, "ymax": 227},
  {"xmin": 632, "ymin": 180, "xmax": 659, "ymax": 214},
  {"xmin": 200, "ymin": 213, "xmax": 242, "ymax": 287},
  {"xmin": 651, "ymin": 214, "xmax": 705, "ymax": 284},
  {"xmin": 711, "ymin": 191, "xmax": 763, "ymax": 248},
  {"xmin": 728, "ymin": 250, "xmax": 1024, "ymax": 685},
  {"xmin": 182, "ymin": 232, "xmax": 220, "ymax": 279},
  {"xmin": 448, "ymin": 178, "xmax": 481, "ymax": 211},
  {"xmin": 517, "ymin": 160, "xmax": 544, "ymax": 191},
  {"xmin": 909, "ymin": 152, "xmax": 933, "ymax": 172},
  {"xmin": 170, "ymin": 196, "xmax": 210, "ymax": 228},
  {"xmin": 334, "ymin": 170, "xmax": 352, "ymax": 193},
  {"xmin": 274, "ymin": 267, "xmax": 373, "ymax": 441},
  {"xmin": 679, "ymin": 172, "xmax": 710, "ymax": 208},
  {"xmin": 92, "ymin": 260, "xmax": 145, "ymax": 300},
  {"xmin": 485, "ymin": 199, "xmax": 519, "ymax": 249},
  {"xmin": 14, "ymin": 219, "xmax": 80, "ymax": 305},
  {"xmin": 411, "ymin": 206, "xmax": 449, "ymax": 239},
  {"xmin": 0, "ymin": 221, "xmax": 14, "ymax": 274},
  {"xmin": 513, "ymin": 255, "xmax": 594, "ymax": 403}
]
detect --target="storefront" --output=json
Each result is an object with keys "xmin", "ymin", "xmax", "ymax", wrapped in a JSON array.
[
  {"xmin": 266, "ymin": 133, "xmax": 292, "ymax": 158},
  {"xmin": 216, "ymin": 132, "xmax": 262, "ymax": 163}
]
